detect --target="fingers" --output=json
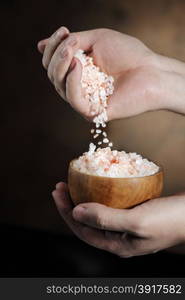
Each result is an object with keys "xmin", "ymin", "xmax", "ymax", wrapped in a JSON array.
[
  {"xmin": 52, "ymin": 183, "xmax": 85, "ymax": 236},
  {"xmin": 73, "ymin": 29, "xmax": 98, "ymax": 51},
  {"xmin": 53, "ymin": 182, "xmax": 73, "ymax": 212},
  {"xmin": 37, "ymin": 38, "xmax": 49, "ymax": 54},
  {"xmin": 42, "ymin": 26, "xmax": 69, "ymax": 69},
  {"xmin": 37, "ymin": 26, "xmax": 102, "ymax": 117},
  {"xmin": 38, "ymin": 27, "xmax": 99, "ymax": 56},
  {"xmin": 48, "ymin": 37, "xmax": 79, "ymax": 99},
  {"xmin": 66, "ymin": 58, "xmax": 91, "ymax": 117},
  {"xmin": 52, "ymin": 183, "xmax": 116, "ymax": 251},
  {"xmin": 72, "ymin": 202, "xmax": 139, "ymax": 233},
  {"xmin": 52, "ymin": 183, "xmax": 154, "ymax": 257}
]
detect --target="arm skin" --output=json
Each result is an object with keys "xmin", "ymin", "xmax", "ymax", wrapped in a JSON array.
[
  {"xmin": 52, "ymin": 183, "xmax": 185, "ymax": 257},
  {"xmin": 38, "ymin": 27, "xmax": 185, "ymax": 119}
]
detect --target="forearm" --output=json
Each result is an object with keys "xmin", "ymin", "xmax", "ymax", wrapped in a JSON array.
[{"xmin": 155, "ymin": 54, "xmax": 185, "ymax": 114}]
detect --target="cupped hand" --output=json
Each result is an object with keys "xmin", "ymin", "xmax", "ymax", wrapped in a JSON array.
[
  {"xmin": 52, "ymin": 182, "xmax": 185, "ymax": 257},
  {"xmin": 38, "ymin": 27, "xmax": 166, "ymax": 121}
]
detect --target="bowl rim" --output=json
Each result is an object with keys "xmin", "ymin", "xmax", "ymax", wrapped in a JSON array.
[{"xmin": 69, "ymin": 158, "xmax": 163, "ymax": 180}]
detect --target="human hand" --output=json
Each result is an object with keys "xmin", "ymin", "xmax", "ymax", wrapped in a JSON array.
[
  {"xmin": 52, "ymin": 182, "xmax": 185, "ymax": 257},
  {"xmin": 38, "ymin": 27, "xmax": 185, "ymax": 120}
]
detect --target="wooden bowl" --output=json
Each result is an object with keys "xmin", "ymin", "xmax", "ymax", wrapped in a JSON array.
[{"xmin": 68, "ymin": 159, "xmax": 164, "ymax": 209}]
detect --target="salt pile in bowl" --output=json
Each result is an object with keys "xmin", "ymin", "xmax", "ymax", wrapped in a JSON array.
[
  {"xmin": 73, "ymin": 50, "xmax": 159, "ymax": 178},
  {"xmin": 72, "ymin": 145, "xmax": 159, "ymax": 178}
]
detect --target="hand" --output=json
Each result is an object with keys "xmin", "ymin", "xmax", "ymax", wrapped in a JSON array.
[
  {"xmin": 38, "ymin": 27, "xmax": 185, "ymax": 120},
  {"xmin": 52, "ymin": 182, "xmax": 185, "ymax": 257}
]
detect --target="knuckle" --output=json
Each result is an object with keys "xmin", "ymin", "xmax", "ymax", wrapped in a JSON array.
[
  {"xmin": 60, "ymin": 26, "xmax": 69, "ymax": 34},
  {"xmin": 53, "ymin": 26, "xmax": 69, "ymax": 38},
  {"xmin": 68, "ymin": 32, "xmax": 78, "ymax": 40},
  {"xmin": 100, "ymin": 28, "xmax": 109, "ymax": 33},
  {"xmin": 96, "ymin": 212, "xmax": 107, "ymax": 229},
  {"xmin": 59, "ymin": 46, "xmax": 70, "ymax": 59},
  {"xmin": 128, "ymin": 216, "xmax": 147, "ymax": 235},
  {"xmin": 98, "ymin": 28, "xmax": 111, "ymax": 36},
  {"xmin": 53, "ymin": 65, "xmax": 63, "ymax": 83},
  {"xmin": 66, "ymin": 33, "xmax": 78, "ymax": 45}
]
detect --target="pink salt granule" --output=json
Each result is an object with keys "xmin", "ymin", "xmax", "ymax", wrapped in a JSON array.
[{"xmin": 73, "ymin": 145, "xmax": 159, "ymax": 178}]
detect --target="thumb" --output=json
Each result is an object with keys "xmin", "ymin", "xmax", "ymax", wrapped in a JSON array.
[
  {"xmin": 66, "ymin": 58, "xmax": 91, "ymax": 118},
  {"xmin": 72, "ymin": 202, "xmax": 137, "ymax": 233}
]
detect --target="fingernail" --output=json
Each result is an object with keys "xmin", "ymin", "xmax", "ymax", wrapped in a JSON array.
[{"xmin": 73, "ymin": 206, "xmax": 86, "ymax": 220}]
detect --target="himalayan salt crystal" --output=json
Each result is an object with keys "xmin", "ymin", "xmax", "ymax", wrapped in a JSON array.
[
  {"xmin": 112, "ymin": 150, "xmax": 118, "ymax": 156},
  {"xmin": 93, "ymin": 134, "xmax": 99, "ymax": 139},
  {"xmin": 73, "ymin": 147, "xmax": 159, "ymax": 178},
  {"xmin": 103, "ymin": 138, "xmax": 109, "ymax": 143},
  {"xmin": 88, "ymin": 143, "xmax": 96, "ymax": 155},
  {"xmin": 96, "ymin": 129, "xmax": 102, "ymax": 134}
]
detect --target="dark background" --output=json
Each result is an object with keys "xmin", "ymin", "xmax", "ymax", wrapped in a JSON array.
[{"xmin": 1, "ymin": 0, "xmax": 185, "ymax": 277}]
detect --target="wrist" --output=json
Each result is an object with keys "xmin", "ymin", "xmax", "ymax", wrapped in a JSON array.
[{"xmin": 154, "ymin": 54, "xmax": 185, "ymax": 114}]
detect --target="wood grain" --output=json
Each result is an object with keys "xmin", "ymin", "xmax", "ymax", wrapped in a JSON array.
[{"xmin": 68, "ymin": 160, "xmax": 164, "ymax": 209}]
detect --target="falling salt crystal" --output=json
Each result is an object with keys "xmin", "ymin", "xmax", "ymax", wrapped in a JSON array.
[
  {"xmin": 88, "ymin": 143, "xmax": 96, "ymax": 154},
  {"xmin": 91, "ymin": 129, "xmax": 95, "ymax": 134},
  {"xmin": 108, "ymin": 142, "xmax": 113, "ymax": 147},
  {"xmin": 103, "ymin": 138, "xmax": 109, "ymax": 143},
  {"xmin": 74, "ymin": 49, "xmax": 114, "ymax": 152},
  {"xmin": 96, "ymin": 129, "xmax": 102, "ymax": 134}
]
